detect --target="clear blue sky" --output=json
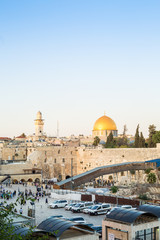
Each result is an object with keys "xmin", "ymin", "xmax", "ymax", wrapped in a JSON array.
[{"xmin": 0, "ymin": 0, "xmax": 160, "ymax": 137}]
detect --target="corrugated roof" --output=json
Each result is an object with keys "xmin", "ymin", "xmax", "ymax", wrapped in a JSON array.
[
  {"xmin": 139, "ymin": 204, "xmax": 160, "ymax": 217},
  {"xmin": 106, "ymin": 208, "xmax": 156, "ymax": 224},
  {"xmin": 146, "ymin": 159, "xmax": 160, "ymax": 167},
  {"xmin": 37, "ymin": 217, "xmax": 94, "ymax": 237}
]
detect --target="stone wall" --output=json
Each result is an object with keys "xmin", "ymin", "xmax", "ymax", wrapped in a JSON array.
[
  {"xmin": 76, "ymin": 147, "xmax": 160, "ymax": 174},
  {"xmin": 1, "ymin": 145, "xmax": 160, "ymax": 183},
  {"xmin": 2, "ymin": 146, "xmax": 27, "ymax": 161}
]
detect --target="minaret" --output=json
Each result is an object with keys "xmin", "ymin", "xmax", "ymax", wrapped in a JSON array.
[{"xmin": 34, "ymin": 111, "xmax": 44, "ymax": 137}]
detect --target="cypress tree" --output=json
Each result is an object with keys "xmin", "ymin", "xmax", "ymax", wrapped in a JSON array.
[
  {"xmin": 139, "ymin": 132, "xmax": 145, "ymax": 148},
  {"xmin": 134, "ymin": 124, "xmax": 140, "ymax": 148},
  {"xmin": 105, "ymin": 132, "xmax": 116, "ymax": 148},
  {"xmin": 148, "ymin": 125, "xmax": 156, "ymax": 148}
]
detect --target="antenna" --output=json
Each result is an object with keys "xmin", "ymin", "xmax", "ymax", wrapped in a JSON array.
[{"xmin": 57, "ymin": 121, "xmax": 59, "ymax": 138}]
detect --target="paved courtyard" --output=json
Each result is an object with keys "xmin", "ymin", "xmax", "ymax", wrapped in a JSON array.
[{"xmin": 0, "ymin": 184, "xmax": 105, "ymax": 227}]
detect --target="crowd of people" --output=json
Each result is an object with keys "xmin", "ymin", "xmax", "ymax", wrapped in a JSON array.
[{"xmin": 0, "ymin": 183, "xmax": 51, "ymax": 214}]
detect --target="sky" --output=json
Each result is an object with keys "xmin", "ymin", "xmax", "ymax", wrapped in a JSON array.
[{"xmin": 0, "ymin": 0, "xmax": 160, "ymax": 138}]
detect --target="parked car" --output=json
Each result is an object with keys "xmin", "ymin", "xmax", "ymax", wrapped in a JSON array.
[
  {"xmin": 72, "ymin": 202, "xmax": 94, "ymax": 213},
  {"xmin": 91, "ymin": 226, "xmax": 102, "ymax": 237},
  {"xmin": 47, "ymin": 215, "xmax": 63, "ymax": 219},
  {"xmin": 89, "ymin": 204, "xmax": 111, "ymax": 215},
  {"xmin": 49, "ymin": 200, "xmax": 68, "ymax": 209},
  {"xmin": 83, "ymin": 206, "xmax": 94, "ymax": 214},
  {"xmin": 65, "ymin": 203, "xmax": 76, "ymax": 211},
  {"xmin": 106, "ymin": 207, "xmax": 120, "ymax": 215},
  {"xmin": 67, "ymin": 217, "xmax": 86, "ymax": 224},
  {"xmin": 107, "ymin": 205, "xmax": 136, "ymax": 215},
  {"xmin": 121, "ymin": 205, "xmax": 137, "ymax": 210}
]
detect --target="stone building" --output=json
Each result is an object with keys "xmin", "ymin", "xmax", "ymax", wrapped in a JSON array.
[
  {"xmin": 102, "ymin": 205, "xmax": 160, "ymax": 240},
  {"xmin": 34, "ymin": 111, "xmax": 44, "ymax": 137}
]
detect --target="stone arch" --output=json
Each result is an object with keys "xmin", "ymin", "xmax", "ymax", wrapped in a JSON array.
[
  {"xmin": 66, "ymin": 175, "xmax": 71, "ymax": 179},
  {"xmin": 35, "ymin": 178, "xmax": 40, "ymax": 183},
  {"xmin": 13, "ymin": 179, "xmax": 18, "ymax": 184},
  {"xmin": 20, "ymin": 179, "xmax": 26, "ymax": 183},
  {"xmin": 28, "ymin": 178, "xmax": 33, "ymax": 182}
]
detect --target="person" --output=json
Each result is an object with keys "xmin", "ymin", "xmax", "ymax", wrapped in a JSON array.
[
  {"xmin": 45, "ymin": 198, "xmax": 48, "ymax": 204},
  {"xmin": 19, "ymin": 208, "xmax": 23, "ymax": 214}
]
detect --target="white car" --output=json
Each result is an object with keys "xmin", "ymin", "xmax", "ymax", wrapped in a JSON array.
[
  {"xmin": 89, "ymin": 204, "xmax": 111, "ymax": 216},
  {"xmin": 83, "ymin": 206, "xmax": 94, "ymax": 214},
  {"xmin": 121, "ymin": 205, "xmax": 137, "ymax": 210},
  {"xmin": 106, "ymin": 207, "xmax": 120, "ymax": 215},
  {"xmin": 49, "ymin": 200, "xmax": 68, "ymax": 209},
  {"xmin": 72, "ymin": 202, "xmax": 93, "ymax": 213},
  {"xmin": 65, "ymin": 203, "xmax": 76, "ymax": 211},
  {"xmin": 67, "ymin": 217, "xmax": 86, "ymax": 224}
]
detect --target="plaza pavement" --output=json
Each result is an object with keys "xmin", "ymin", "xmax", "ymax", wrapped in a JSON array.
[{"xmin": 0, "ymin": 184, "xmax": 105, "ymax": 226}]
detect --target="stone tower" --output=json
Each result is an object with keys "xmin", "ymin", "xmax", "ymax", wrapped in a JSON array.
[{"xmin": 34, "ymin": 111, "xmax": 44, "ymax": 137}]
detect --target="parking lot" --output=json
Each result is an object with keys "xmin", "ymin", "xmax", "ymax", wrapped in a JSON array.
[{"xmin": 0, "ymin": 184, "xmax": 105, "ymax": 226}]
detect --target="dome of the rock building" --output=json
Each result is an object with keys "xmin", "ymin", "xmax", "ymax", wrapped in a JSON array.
[
  {"xmin": 93, "ymin": 115, "xmax": 117, "ymax": 131},
  {"xmin": 92, "ymin": 114, "xmax": 118, "ymax": 139}
]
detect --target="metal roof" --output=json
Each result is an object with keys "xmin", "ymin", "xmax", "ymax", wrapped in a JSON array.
[
  {"xmin": 37, "ymin": 217, "xmax": 94, "ymax": 237},
  {"xmin": 106, "ymin": 208, "xmax": 156, "ymax": 224},
  {"xmin": 146, "ymin": 159, "xmax": 160, "ymax": 167},
  {"xmin": 139, "ymin": 204, "xmax": 160, "ymax": 217},
  {"xmin": 56, "ymin": 161, "xmax": 145, "ymax": 186}
]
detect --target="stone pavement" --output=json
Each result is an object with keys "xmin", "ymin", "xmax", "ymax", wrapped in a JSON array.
[{"xmin": 0, "ymin": 184, "xmax": 105, "ymax": 226}]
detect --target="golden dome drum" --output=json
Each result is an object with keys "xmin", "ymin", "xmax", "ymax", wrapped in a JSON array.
[{"xmin": 93, "ymin": 115, "xmax": 117, "ymax": 131}]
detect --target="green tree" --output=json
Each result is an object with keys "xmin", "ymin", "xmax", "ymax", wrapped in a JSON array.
[
  {"xmin": 148, "ymin": 124, "xmax": 156, "ymax": 148},
  {"xmin": 152, "ymin": 131, "xmax": 160, "ymax": 144},
  {"xmin": 105, "ymin": 132, "xmax": 116, "ymax": 148},
  {"xmin": 122, "ymin": 124, "xmax": 127, "ymax": 137},
  {"xmin": 139, "ymin": 132, "xmax": 145, "ymax": 148},
  {"xmin": 134, "ymin": 124, "xmax": 140, "ymax": 148},
  {"xmin": 110, "ymin": 186, "xmax": 118, "ymax": 193},
  {"xmin": 93, "ymin": 136, "xmax": 100, "ymax": 146},
  {"xmin": 147, "ymin": 172, "xmax": 156, "ymax": 184},
  {"xmin": 145, "ymin": 168, "xmax": 153, "ymax": 174},
  {"xmin": 139, "ymin": 194, "xmax": 149, "ymax": 200},
  {"xmin": 0, "ymin": 196, "xmax": 52, "ymax": 240},
  {"xmin": 130, "ymin": 169, "xmax": 135, "ymax": 175},
  {"xmin": 108, "ymin": 175, "xmax": 113, "ymax": 180}
]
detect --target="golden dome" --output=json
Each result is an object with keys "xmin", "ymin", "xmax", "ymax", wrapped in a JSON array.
[{"xmin": 93, "ymin": 115, "xmax": 117, "ymax": 131}]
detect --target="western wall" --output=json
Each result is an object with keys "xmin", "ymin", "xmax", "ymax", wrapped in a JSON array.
[{"xmin": 1, "ymin": 145, "xmax": 160, "ymax": 184}]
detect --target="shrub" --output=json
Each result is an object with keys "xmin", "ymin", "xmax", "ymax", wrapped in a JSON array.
[
  {"xmin": 145, "ymin": 168, "xmax": 153, "ymax": 174},
  {"xmin": 147, "ymin": 173, "xmax": 156, "ymax": 184},
  {"xmin": 111, "ymin": 186, "xmax": 118, "ymax": 193},
  {"xmin": 139, "ymin": 194, "xmax": 149, "ymax": 200},
  {"xmin": 108, "ymin": 175, "xmax": 113, "ymax": 180},
  {"xmin": 130, "ymin": 170, "xmax": 135, "ymax": 175}
]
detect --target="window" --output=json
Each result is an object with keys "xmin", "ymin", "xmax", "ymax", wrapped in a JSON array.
[
  {"xmin": 54, "ymin": 159, "xmax": 56, "ymax": 163},
  {"xmin": 135, "ymin": 228, "xmax": 155, "ymax": 240},
  {"xmin": 62, "ymin": 158, "xmax": 65, "ymax": 163},
  {"xmin": 58, "ymin": 150, "xmax": 60, "ymax": 154}
]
